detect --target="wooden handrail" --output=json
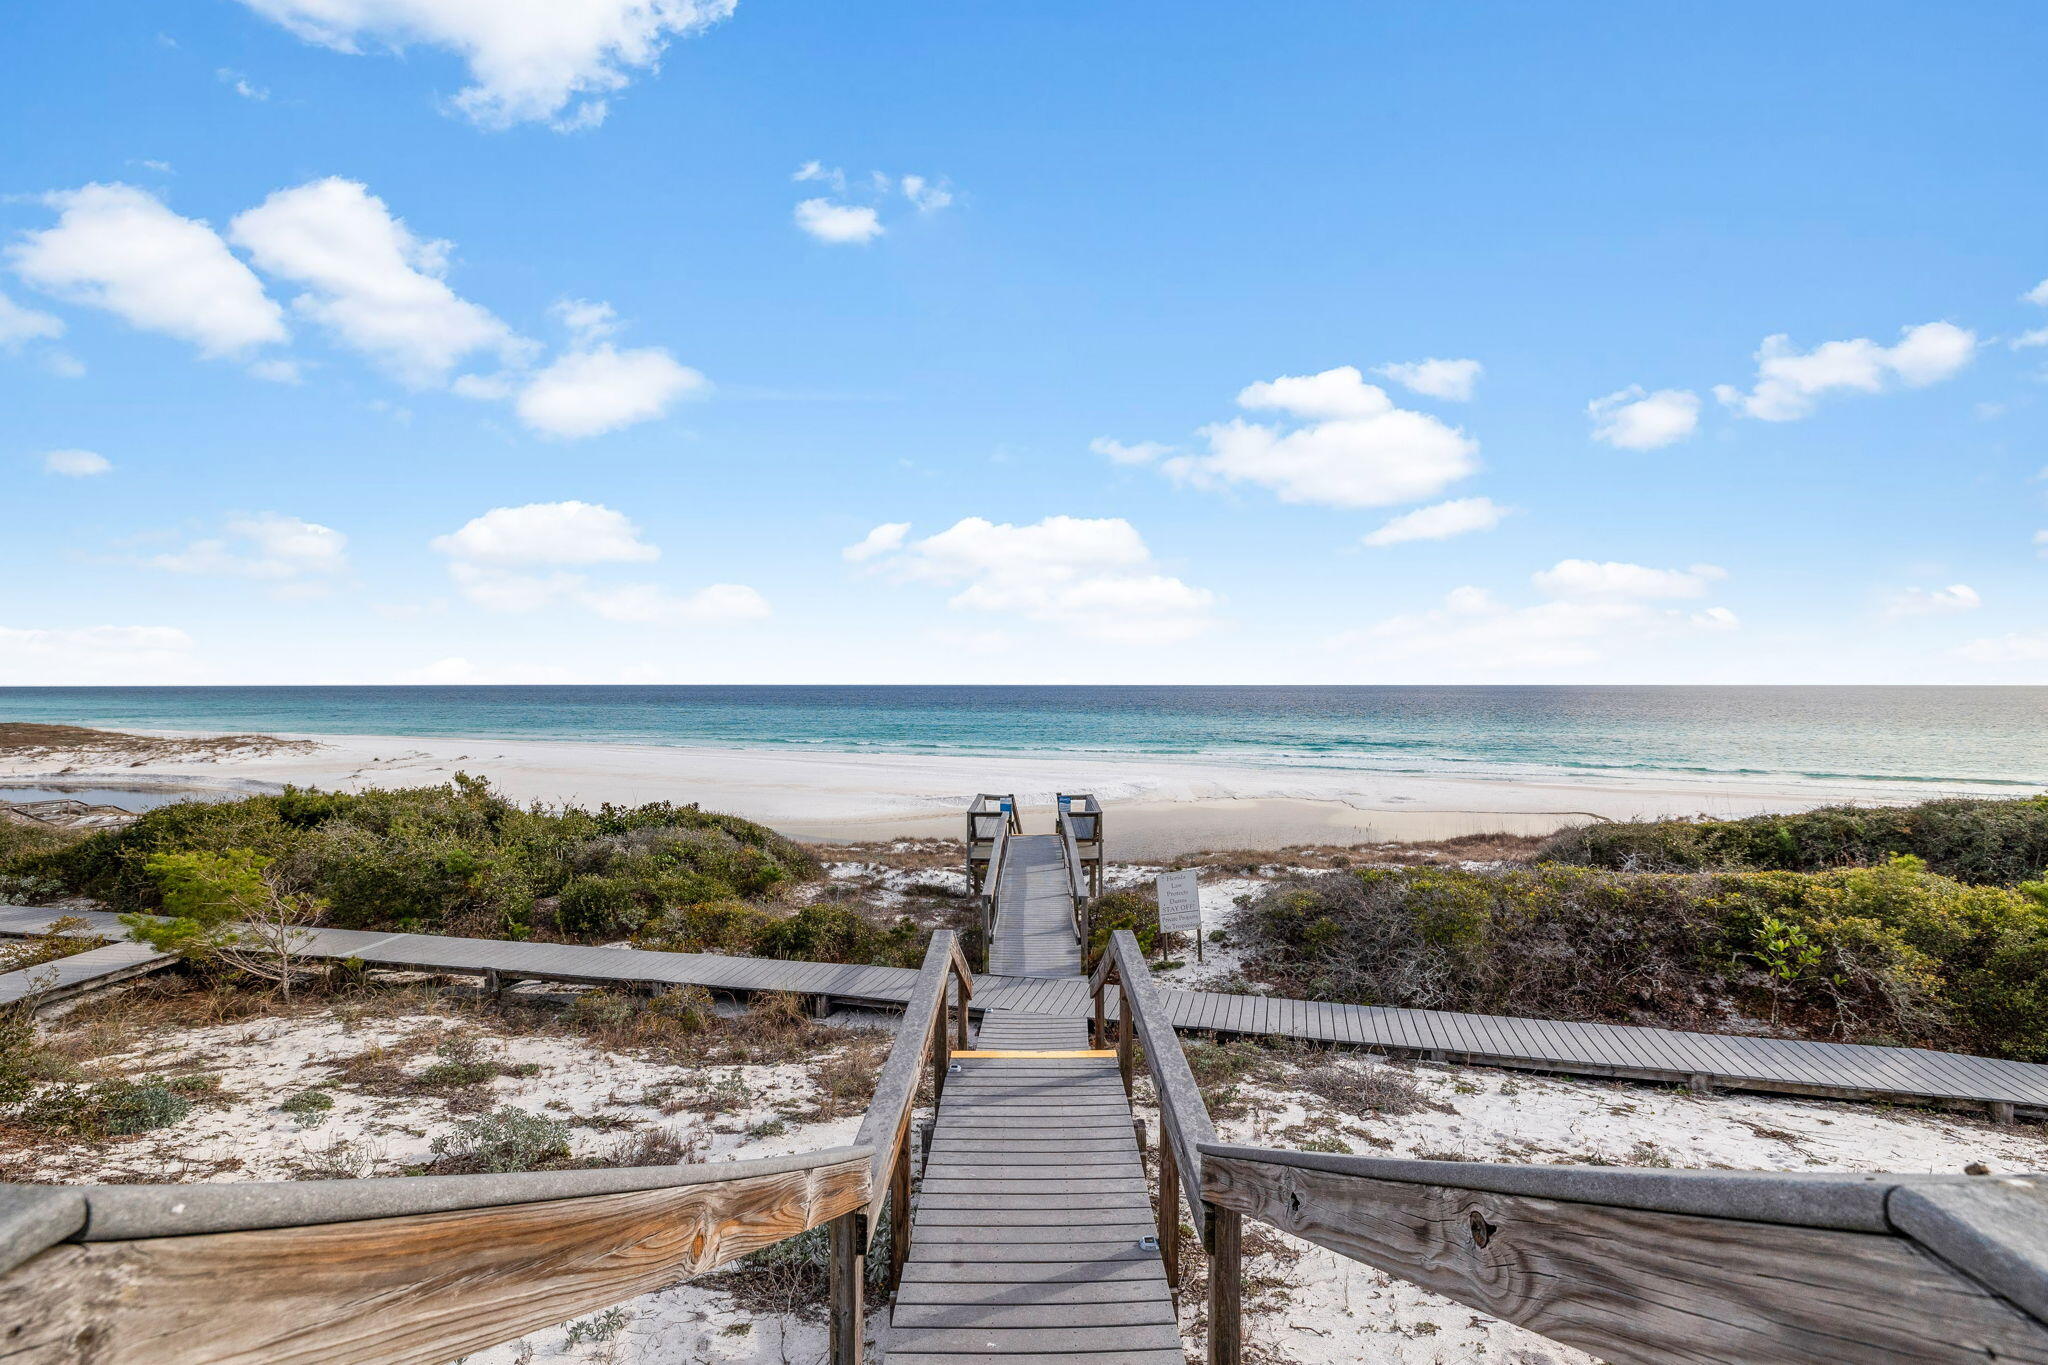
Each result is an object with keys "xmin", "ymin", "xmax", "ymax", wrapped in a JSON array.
[
  {"xmin": 1056, "ymin": 806, "xmax": 1089, "ymax": 944},
  {"xmin": 1092, "ymin": 929, "xmax": 1238, "ymax": 1360},
  {"xmin": 832, "ymin": 930, "xmax": 971, "ymax": 1364},
  {"xmin": 1196, "ymin": 1143, "xmax": 2048, "ymax": 1365},
  {"xmin": 0, "ymin": 1147, "xmax": 869, "ymax": 1365},
  {"xmin": 1092, "ymin": 931, "xmax": 1216, "ymax": 1247},
  {"xmin": 977, "ymin": 822, "xmax": 1012, "ymax": 969}
]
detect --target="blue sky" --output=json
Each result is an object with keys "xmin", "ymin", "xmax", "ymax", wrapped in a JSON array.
[{"xmin": 4, "ymin": 0, "xmax": 2046, "ymax": 685}]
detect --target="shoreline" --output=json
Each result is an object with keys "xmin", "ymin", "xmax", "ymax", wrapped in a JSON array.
[{"xmin": 1, "ymin": 725, "xmax": 2027, "ymax": 858}]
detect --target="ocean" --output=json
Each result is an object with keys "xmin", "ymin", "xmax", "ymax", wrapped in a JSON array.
[{"xmin": 2, "ymin": 686, "xmax": 2044, "ymax": 792}]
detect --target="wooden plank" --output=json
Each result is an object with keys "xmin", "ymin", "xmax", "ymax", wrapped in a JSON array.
[
  {"xmin": 894, "ymin": 1279, "xmax": 1171, "ymax": 1305},
  {"xmin": 0, "ymin": 1154, "xmax": 866, "ymax": 1365},
  {"xmin": 889, "ymin": 1352, "xmax": 1184, "ymax": 1365},
  {"xmin": 1200, "ymin": 1153, "xmax": 2048, "ymax": 1365},
  {"xmin": 890, "ymin": 1299, "xmax": 1177, "ymax": 1328},
  {"xmin": 949, "ymin": 1049, "xmax": 1116, "ymax": 1058},
  {"xmin": 882, "ymin": 1324, "xmax": 1184, "ymax": 1353}
]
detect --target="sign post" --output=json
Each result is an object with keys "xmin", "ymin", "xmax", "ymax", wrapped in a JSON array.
[{"xmin": 1155, "ymin": 867, "xmax": 1202, "ymax": 963}]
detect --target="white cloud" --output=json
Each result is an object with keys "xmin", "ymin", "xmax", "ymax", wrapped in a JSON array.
[
  {"xmin": 1882, "ymin": 584, "xmax": 1981, "ymax": 619},
  {"xmin": 432, "ymin": 501, "xmax": 764, "ymax": 624},
  {"xmin": 795, "ymin": 199, "xmax": 883, "ymax": 245},
  {"xmin": 1714, "ymin": 322, "xmax": 1977, "ymax": 421},
  {"xmin": 0, "ymin": 290, "xmax": 64, "ymax": 349},
  {"xmin": 514, "ymin": 342, "xmax": 705, "ymax": 438},
  {"xmin": 234, "ymin": 0, "xmax": 735, "ymax": 130},
  {"xmin": 552, "ymin": 297, "xmax": 618, "ymax": 344},
  {"xmin": 1361, "ymin": 497, "xmax": 1509, "ymax": 547},
  {"xmin": 0, "ymin": 625, "xmax": 197, "ymax": 685},
  {"xmin": 1956, "ymin": 631, "xmax": 2048, "ymax": 663},
  {"xmin": 1236, "ymin": 365, "xmax": 1388, "ymax": 420},
  {"xmin": 860, "ymin": 515, "xmax": 1216, "ymax": 644},
  {"xmin": 230, "ymin": 178, "xmax": 521, "ymax": 386},
  {"xmin": 2035, "ymin": 529, "xmax": 2048, "ymax": 558},
  {"xmin": 2016, "ymin": 328, "xmax": 2048, "ymax": 351},
  {"xmin": 793, "ymin": 161, "xmax": 846, "ymax": 190},
  {"xmin": 1336, "ymin": 564, "xmax": 1737, "ymax": 672},
  {"xmin": 900, "ymin": 175, "xmax": 953, "ymax": 213},
  {"xmin": 1090, "ymin": 437, "xmax": 1172, "ymax": 467},
  {"xmin": 8, "ymin": 183, "xmax": 286, "ymax": 357},
  {"xmin": 248, "ymin": 357, "xmax": 304, "ymax": 384},
  {"xmin": 432, "ymin": 500, "xmax": 658, "ymax": 565},
  {"xmin": 1588, "ymin": 386, "xmax": 1700, "ymax": 450},
  {"xmin": 2027, "ymin": 277, "xmax": 2048, "ymax": 307},
  {"xmin": 1691, "ymin": 605, "xmax": 1740, "ymax": 630},
  {"xmin": 41, "ymin": 449, "xmax": 111, "ymax": 477},
  {"xmin": 842, "ymin": 522, "xmax": 910, "ymax": 562},
  {"xmin": 152, "ymin": 513, "xmax": 349, "ymax": 580},
  {"xmin": 790, "ymin": 166, "xmax": 952, "ymax": 240},
  {"xmin": 1531, "ymin": 559, "xmax": 1725, "ymax": 600},
  {"xmin": 217, "ymin": 67, "xmax": 270, "ymax": 100},
  {"xmin": 1375, "ymin": 357, "xmax": 1482, "ymax": 402},
  {"xmin": 1155, "ymin": 365, "xmax": 1477, "ymax": 510},
  {"xmin": 581, "ymin": 582, "xmax": 770, "ymax": 624}
]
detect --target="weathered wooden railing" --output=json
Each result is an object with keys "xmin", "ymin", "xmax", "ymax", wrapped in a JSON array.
[
  {"xmin": 963, "ymin": 791, "xmax": 1019, "ymax": 894},
  {"xmin": 0, "ymin": 1146, "xmax": 870, "ymax": 1364},
  {"xmin": 1090, "ymin": 929, "xmax": 1239, "ymax": 1356},
  {"xmin": 1198, "ymin": 1145, "xmax": 2048, "ymax": 1364},
  {"xmin": 831, "ymin": 930, "xmax": 973, "ymax": 1363},
  {"xmin": 973, "ymin": 816, "xmax": 1013, "ymax": 970},
  {"xmin": 1058, "ymin": 789, "xmax": 1103, "ymax": 899},
  {"xmin": 1057, "ymin": 799, "xmax": 1093, "ymax": 946},
  {"xmin": 1094, "ymin": 929, "xmax": 2048, "ymax": 1365},
  {"xmin": 0, "ymin": 931, "xmax": 974, "ymax": 1365}
]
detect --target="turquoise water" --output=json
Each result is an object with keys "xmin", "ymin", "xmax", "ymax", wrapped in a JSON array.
[{"xmin": 2, "ymin": 686, "xmax": 2043, "ymax": 791}]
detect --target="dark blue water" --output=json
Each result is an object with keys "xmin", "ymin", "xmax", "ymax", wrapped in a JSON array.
[{"xmin": 2, "ymin": 686, "xmax": 2043, "ymax": 790}]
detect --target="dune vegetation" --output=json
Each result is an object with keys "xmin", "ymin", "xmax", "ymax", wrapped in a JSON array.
[
  {"xmin": 1236, "ymin": 853, "xmax": 2048, "ymax": 1062},
  {"xmin": 0, "ymin": 777, "xmax": 875, "ymax": 951},
  {"xmin": 1539, "ymin": 795, "xmax": 2048, "ymax": 885}
]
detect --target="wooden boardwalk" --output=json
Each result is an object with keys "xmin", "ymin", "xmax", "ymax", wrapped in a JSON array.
[
  {"xmin": 4, "ymin": 900, "xmax": 2046, "ymax": 1117},
  {"xmin": 887, "ymin": 1011, "xmax": 1181, "ymax": 1363},
  {"xmin": 985, "ymin": 835, "xmax": 1082, "ymax": 979},
  {"xmin": 0, "ymin": 941, "xmax": 173, "ymax": 1008}
]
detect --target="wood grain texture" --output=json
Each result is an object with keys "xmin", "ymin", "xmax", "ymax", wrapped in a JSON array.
[
  {"xmin": 1201, "ymin": 1154, "xmax": 2048, "ymax": 1365},
  {"xmin": 0, "ymin": 1154, "xmax": 866, "ymax": 1365},
  {"xmin": 1108, "ymin": 932, "xmax": 1218, "ymax": 1250}
]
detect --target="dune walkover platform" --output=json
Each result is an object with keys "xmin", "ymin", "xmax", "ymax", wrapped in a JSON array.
[{"xmin": 3, "ymin": 792, "xmax": 2048, "ymax": 1364}]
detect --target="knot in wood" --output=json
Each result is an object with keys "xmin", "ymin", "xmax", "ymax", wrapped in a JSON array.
[{"xmin": 1468, "ymin": 1209, "xmax": 1498, "ymax": 1249}]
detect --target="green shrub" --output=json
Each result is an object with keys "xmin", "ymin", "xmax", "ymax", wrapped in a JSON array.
[
  {"xmin": 0, "ymin": 818, "xmax": 86, "ymax": 880},
  {"xmin": 1540, "ymin": 795, "xmax": 2048, "ymax": 885},
  {"xmin": 17, "ymin": 777, "xmax": 818, "ymax": 944},
  {"xmin": 14, "ymin": 1079, "xmax": 194, "ymax": 1137},
  {"xmin": 427, "ymin": 1106, "xmax": 573, "ymax": 1174},
  {"xmin": 1083, "ymin": 888, "xmax": 1187, "ymax": 969},
  {"xmin": 1236, "ymin": 857, "xmax": 2048, "ymax": 1061},
  {"xmin": 281, "ymin": 1088, "xmax": 334, "ymax": 1117},
  {"xmin": 0, "ymin": 1009, "xmax": 73, "ymax": 1106}
]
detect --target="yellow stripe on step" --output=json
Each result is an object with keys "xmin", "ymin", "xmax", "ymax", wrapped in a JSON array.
[{"xmin": 951, "ymin": 1049, "xmax": 1118, "ymax": 1058}]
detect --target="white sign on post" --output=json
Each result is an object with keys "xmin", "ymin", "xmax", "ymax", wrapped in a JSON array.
[{"xmin": 1155, "ymin": 867, "xmax": 1202, "ymax": 961}]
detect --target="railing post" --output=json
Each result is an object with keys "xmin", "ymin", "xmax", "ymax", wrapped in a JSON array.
[
  {"xmin": 1206, "ymin": 1203, "xmax": 1241, "ymax": 1365},
  {"xmin": 1158, "ymin": 1136, "xmax": 1181, "ymax": 1294},
  {"xmin": 828, "ymin": 1210, "xmax": 864, "ymax": 1364},
  {"xmin": 1092, "ymin": 976, "xmax": 1108, "ymax": 1049},
  {"xmin": 1117, "ymin": 984, "xmax": 1135, "ymax": 1099},
  {"xmin": 931, "ymin": 1006, "xmax": 950, "ymax": 1104},
  {"xmin": 888, "ymin": 1111, "xmax": 912, "ymax": 1290},
  {"xmin": 953, "ymin": 971, "xmax": 970, "ymax": 1052}
]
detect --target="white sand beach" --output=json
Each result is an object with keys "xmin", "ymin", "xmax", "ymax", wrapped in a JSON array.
[{"xmin": 2, "ymin": 726, "xmax": 2024, "ymax": 856}]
